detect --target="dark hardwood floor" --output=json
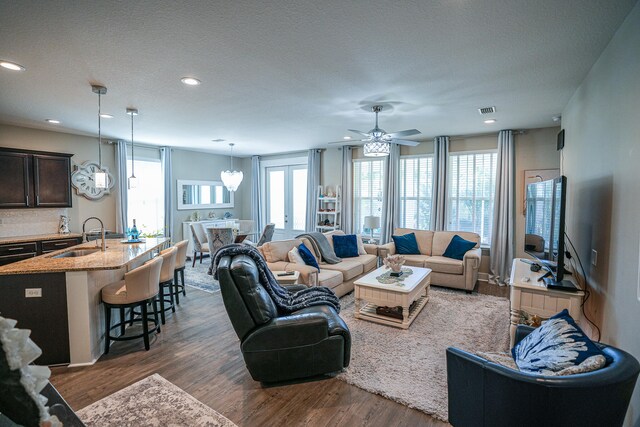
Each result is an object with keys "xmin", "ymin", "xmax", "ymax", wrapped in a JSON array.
[{"xmin": 51, "ymin": 279, "xmax": 507, "ymax": 426}]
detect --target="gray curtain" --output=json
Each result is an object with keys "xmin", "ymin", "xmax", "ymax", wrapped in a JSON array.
[
  {"xmin": 115, "ymin": 140, "xmax": 128, "ymax": 234},
  {"xmin": 340, "ymin": 146, "xmax": 353, "ymax": 234},
  {"xmin": 306, "ymin": 149, "xmax": 321, "ymax": 231},
  {"xmin": 490, "ymin": 130, "xmax": 515, "ymax": 285},
  {"xmin": 161, "ymin": 147, "xmax": 173, "ymax": 240},
  {"xmin": 432, "ymin": 136, "xmax": 449, "ymax": 231},
  {"xmin": 251, "ymin": 155, "xmax": 263, "ymax": 233},
  {"xmin": 381, "ymin": 143, "xmax": 400, "ymax": 243}
]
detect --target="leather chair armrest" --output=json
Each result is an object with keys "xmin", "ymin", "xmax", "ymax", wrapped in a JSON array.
[
  {"xmin": 514, "ymin": 325, "xmax": 535, "ymax": 345},
  {"xmin": 364, "ymin": 243, "xmax": 378, "ymax": 255},
  {"xmin": 378, "ymin": 242, "xmax": 396, "ymax": 258},
  {"xmin": 241, "ymin": 313, "xmax": 328, "ymax": 352}
]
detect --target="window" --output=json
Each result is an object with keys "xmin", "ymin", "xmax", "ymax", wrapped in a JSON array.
[
  {"xmin": 353, "ymin": 158, "xmax": 385, "ymax": 236},
  {"xmin": 399, "ymin": 155, "xmax": 434, "ymax": 230},
  {"xmin": 262, "ymin": 159, "xmax": 307, "ymax": 240},
  {"xmin": 127, "ymin": 157, "xmax": 164, "ymax": 236},
  {"xmin": 447, "ymin": 151, "xmax": 497, "ymax": 244},
  {"xmin": 525, "ymin": 179, "xmax": 554, "ymax": 250}
]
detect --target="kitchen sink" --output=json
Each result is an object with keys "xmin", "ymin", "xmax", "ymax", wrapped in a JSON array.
[{"xmin": 52, "ymin": 248, "xmax": 102, "ymax": 258}]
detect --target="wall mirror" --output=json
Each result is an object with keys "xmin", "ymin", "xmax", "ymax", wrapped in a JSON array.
[{"xmin": 177, "ymin": 180, "xmax": 234, "ymax": 210}]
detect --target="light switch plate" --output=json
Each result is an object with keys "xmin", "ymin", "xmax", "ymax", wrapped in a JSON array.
[
  {"xmin": 591, "ymin": 249, "xmax": 598, "ymax": 266},
  {"xmin": 25, "ymin": 288, "xmax": 42, "ymax": 298}
]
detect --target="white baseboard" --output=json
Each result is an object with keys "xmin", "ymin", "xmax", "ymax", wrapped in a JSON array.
[{"xmin": 478, "ymin": 272, "xmax": 489, "ymax": 283}]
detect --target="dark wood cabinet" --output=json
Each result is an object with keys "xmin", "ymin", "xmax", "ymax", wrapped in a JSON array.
[
  {"xmin": 0, "ymin": 151, "xmax": 32, "ymax": 208},
  {"xmin": 0, "ymin": 148, "xmax": 73, "ymax": 209},
  {"xmin": 0, "ymin": 238, "xmax": 81, "ymax": 265}
]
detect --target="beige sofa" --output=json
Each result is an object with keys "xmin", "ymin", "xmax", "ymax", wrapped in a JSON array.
[
  {"xmin": 378, "ymin": 228, "xmax": 482, "ymax": 293},
  {"xmin": 258, "ymin": 231, "xmax": 378, "ymax": 297}
]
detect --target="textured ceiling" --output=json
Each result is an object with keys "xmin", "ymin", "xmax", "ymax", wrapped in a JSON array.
[{"xmin": 0, "ymin": 0, "xmax": 636, "ymax": 155}]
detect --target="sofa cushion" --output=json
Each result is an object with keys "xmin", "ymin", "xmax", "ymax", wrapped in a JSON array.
[
  {"xmin": 512, "ymin": 309, "xmax": 610, "ymax": 375},
  {"xmin": 261, "ymin": 239, "xmax": 302, "ymax": 263},
  {"xmin": 317, "ymin": 269, "xmax": 343, "ymax": 289},
  {"xmin": 392, "ymin": 233, "xmax": 420, "ymax": 254},
  {"xmin": 356, "ymin": 254, "xmax": 378, "ymax": 272},
  {"xmin": 399, "ymin": 254, "xmax": 429, "ymax": 267},
  {"xmin": 394, "ymin": 228, "xmax": 434, "ymax": 255},
  {"xmin": 443, "ymin": 235, "xmax": 478, "ymax": 260},
  {"xmin": 321, "ymin": 259, "xmax": 364, "ymax": 281},
  {"xmin": 425, "ymin": 256, "xmax": 464, "ymax": 275},
  {"xmin": 325, "ymin": 230, "xmax": 367, "ymax": 255},
  {"xmin": 333, "ymin": 234, "xmax": 359, "ymax": 258},
  {"xmin": 432, "ymin": 231, "xmax": 480, "ymax": 256},
  {"xmin": 298, "ymin": 243, "xmax": 320, "ymax": 270}
]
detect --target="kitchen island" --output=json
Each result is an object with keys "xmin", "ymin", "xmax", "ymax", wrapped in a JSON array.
[{"xmin": 0, "ymin": 237, "xmax": 170, "ymax": 366}]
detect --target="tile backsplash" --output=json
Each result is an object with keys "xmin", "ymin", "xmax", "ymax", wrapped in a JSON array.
[{"xmin": 0, "ymin": 208, "xmax": 69, "ymax": 238}]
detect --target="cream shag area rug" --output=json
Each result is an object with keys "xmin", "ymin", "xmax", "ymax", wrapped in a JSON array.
[
  {"xmin": 337, "ymin": 287, "xmax": 510, "ymax": 422},
  {"xmin": 77, "ymin": 374, "xmax": 237, "ymax": 427}
]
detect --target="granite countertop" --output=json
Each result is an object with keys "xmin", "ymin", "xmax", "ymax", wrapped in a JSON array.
[
  {"xmin": 0, "ymin": 233, "xmax": 83, "ymax": 245},
  {"xmin": 0, "ymin": 237, "xmax": 170, "ymax": 275}
]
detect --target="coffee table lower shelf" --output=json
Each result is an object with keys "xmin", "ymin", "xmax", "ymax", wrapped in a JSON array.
[{"xmin": 355, "ymin": 294, "xmax": 429, "ymax": 329}]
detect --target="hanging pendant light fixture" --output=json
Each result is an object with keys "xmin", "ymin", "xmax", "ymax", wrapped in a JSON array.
[
  {"xmin": 363, "ymin": 105, "xmax": 391, "ymax": 157},
  {"xmin": 126, "ymin": 108, "xmax": 139, "ymax": 189},
  {"xmin": 91, "ymin": 85, "xmax": 108, "ymax": 188},
  {"xmin": 220, "ymin": 143, "xmax": 243, "ymax": 191}
]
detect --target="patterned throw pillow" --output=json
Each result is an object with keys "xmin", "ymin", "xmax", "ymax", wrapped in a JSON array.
[{"xmin": 512, "ymin": 309, "xmax": 609, "ymax": 375}]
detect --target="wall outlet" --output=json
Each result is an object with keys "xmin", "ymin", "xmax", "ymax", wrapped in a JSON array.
[
  {"xmin": 591, "ymin": 249, "xmax": 598, "ymax": 267},
  {"xmin": 25, "ymin": 288, "xmax": 42, "ymax": 298}
]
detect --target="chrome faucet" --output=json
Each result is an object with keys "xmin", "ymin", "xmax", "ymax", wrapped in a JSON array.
[{"xmin": 82, "ymin": 217, "xmax": 107, "ymax": 252}]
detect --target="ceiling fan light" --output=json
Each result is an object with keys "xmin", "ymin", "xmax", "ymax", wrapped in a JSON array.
[
  {"xmin": 221, "ymin": 170, "xmax": 243, "ymax": 192},
  {"xmin": 364, "ymin": 141, "xmax": 390, "ymax": 157}
]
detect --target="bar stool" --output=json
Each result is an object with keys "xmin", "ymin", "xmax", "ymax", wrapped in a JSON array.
[
  {"xmin": 157, "ymin": 246, "xmax": 178, "ymax": 324},
  {"xmin": 172, "ymin": 240, "xmax": 189, "ymax": 305},
  {"xmin": 101, "ymin": 256, "xmax": 163, "ymax": 354}
]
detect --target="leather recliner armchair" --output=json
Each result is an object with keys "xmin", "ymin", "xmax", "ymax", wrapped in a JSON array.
[
  {"xmin": 447, "ymin": 325, "xmax": 640, "ymax": 427},
  {"xmin": 217, "ymin": 253, "xmax": 351, "ymax": 383}
]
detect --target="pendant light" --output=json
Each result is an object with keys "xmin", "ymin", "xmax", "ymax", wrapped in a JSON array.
[
  {"xmin": 91, "ymin": 85, "xmax": 108, "ymax": 188},
  {"xmin": 220, "ymin": 143, "xmax": 243, "ymax": 191},
  {"xmin": 126, "ymin": 108, "xmax": 139, "ymax": 189},
  {"xmin": 363, "ymin": 105, "xmax": 390, "ymax": 157}
]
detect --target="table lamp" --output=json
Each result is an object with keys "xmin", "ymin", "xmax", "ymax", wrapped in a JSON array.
[{"xmin": 363, "ymin": 215, "xmax": 380, "ymax": 241}]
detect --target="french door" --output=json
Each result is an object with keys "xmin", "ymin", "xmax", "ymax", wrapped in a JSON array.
[{"xmin": 265, "ymin": 165, "xmax": 308, "ymax": 240}]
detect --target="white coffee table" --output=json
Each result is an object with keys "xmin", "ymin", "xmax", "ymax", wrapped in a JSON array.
[{"xmin": 354, "ymin": 266, "xmax": 431, "ymax": 329}]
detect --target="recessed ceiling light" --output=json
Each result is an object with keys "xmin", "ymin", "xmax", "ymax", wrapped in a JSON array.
[
  {"xmin": 181, "ymin": 77, "xmax": 201, "ymax": 86},
  {"xmin": 0, "ymin": 60, "xmax": 25, "ymax": 71},
  {"xmin": 45, "ymin": 119, "xmax": 60, "ymax": 124},
  {"xmin": 343, "ymin": 136, "xmax": 352, "ymax": 140},
  {"xmin": 484, "ymin": 119, "xmax": 497, "ymax": 124},
  {"xmin": 100, "ymin": 113, "xmax": 114, "ymax": 119}
]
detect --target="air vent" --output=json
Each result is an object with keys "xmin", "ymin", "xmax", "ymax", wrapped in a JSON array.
[
  {"xmin": 478, "ymin": 106, "xmax": 496, "ymax": 115},
  {"xmin": 211, "ymin": 139, "xmax": 226, "ymax": 142}
]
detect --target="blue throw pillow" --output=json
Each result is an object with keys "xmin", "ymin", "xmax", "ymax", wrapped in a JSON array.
[
  {"xmin": 297, "ymin": 243, "xmax": 319, "ymax": 271},
  {"xmin": 392, "ymin": 233, "xmax": 420, "ymax": 255},
  {"xmin": 332, "ymin": 234, "xmax": 359, "ymax": 258},
  {"xmin": 512, "ymin": 309, "xmax": 610, "ymax": 375},
  {"xmin": 442, "ymin": 235, "xmax": 477, "ymax": 260}
]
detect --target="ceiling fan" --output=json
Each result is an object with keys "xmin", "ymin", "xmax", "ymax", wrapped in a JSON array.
[{"xmin": 329, "ymin": 105, "xmax": 421, "ymax": 156}]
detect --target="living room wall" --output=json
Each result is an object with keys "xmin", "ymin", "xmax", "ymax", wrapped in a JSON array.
[{"xmin": 562, "ymin": 2, "xmax": 640, "ymax": 425}]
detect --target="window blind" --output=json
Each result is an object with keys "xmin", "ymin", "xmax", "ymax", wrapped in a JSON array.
[
  {"xmin": 447, "ymin": 151, "xmax": 497, "ymax": 244},
  {"xmin": 353, "ymin": 159, "xmax": 385, "ymax": 235},
  {"xmin": 399, "ymin": 156, "xmax": 434, "ymax": 230}
]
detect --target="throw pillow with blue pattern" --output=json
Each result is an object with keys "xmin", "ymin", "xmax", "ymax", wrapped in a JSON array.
[{"xmin": 512, "ymin": 309, "xmax": 609, "ymax": 375}]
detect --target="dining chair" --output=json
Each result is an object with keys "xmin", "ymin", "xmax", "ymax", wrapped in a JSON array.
[{"xmin": 189, "ymin": 223, "xmax": 210, "ymax": 267}]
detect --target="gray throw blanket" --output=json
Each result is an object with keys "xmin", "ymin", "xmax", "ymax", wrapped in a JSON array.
[
  {"xmin": 212, "ymin": 244, "xmax": 341, "ymax": 314},
  {"xmin": 296, "ymin": 232, "xmax": 341, "ymax": 264}
]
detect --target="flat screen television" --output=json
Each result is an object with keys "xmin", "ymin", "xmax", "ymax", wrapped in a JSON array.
[{"xmin": 524, "ymin": 175, "xmax": 575, "ymax": 290}]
